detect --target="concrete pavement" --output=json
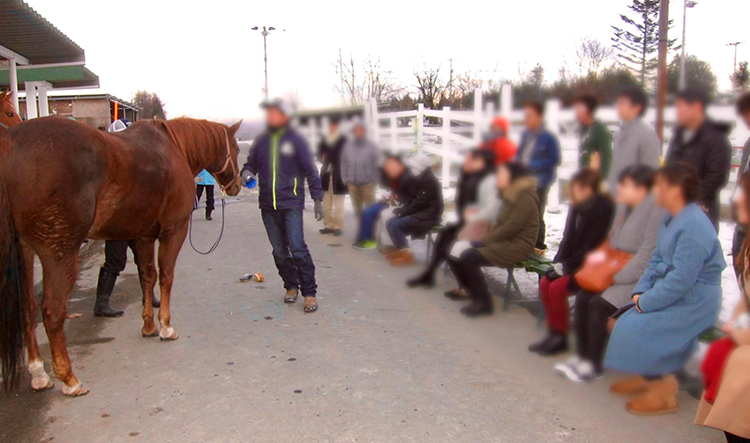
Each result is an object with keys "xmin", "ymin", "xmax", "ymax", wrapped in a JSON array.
[{"xmin": 0, "ymin": 192, "xmax": 725, "ymax": 442}]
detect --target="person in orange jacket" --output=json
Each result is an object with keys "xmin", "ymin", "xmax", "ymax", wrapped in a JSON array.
[{"xmin": 480, "ymin": 116, "xmax": 517, "ymax": 165}]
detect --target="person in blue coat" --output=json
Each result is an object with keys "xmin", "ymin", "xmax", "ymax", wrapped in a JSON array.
[
  {"xmin": 604, "ymin": 163, "xmax": 725, "ymax": 416},
  {"xmin": 517, "ymin": 101, "xmax": 561, "ymax": 251},
  {"xmin": 241, "ymin": 98, "xmax": 325, "ymax": 313},
  {"xmin": 195, "ymin": 169, "xmax": 216, "ymax": 220}
]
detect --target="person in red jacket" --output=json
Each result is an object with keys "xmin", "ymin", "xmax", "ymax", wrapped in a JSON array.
[{"xmin": 480, "ymin": 116, "xmax": 517, "ymax": 165}]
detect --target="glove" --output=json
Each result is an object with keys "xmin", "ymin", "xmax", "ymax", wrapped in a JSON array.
[
  {"xmin": 314, "ymin": 199, "xmax": 324, "ymax": 221},
  {"xmin": 544, "ymin": 263, "xmax": 564, "ymax": 281},
  {"xmin": 241, "ymin": 169, "xmax": 257, "ymax": 189}
]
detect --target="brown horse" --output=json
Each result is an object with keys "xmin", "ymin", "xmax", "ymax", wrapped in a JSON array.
[
  {"xmin": 0, "ymin": 90, "xmax": 23, "ymax": 132},
  {"xmin": 0, "ymin": 116, "xmax": 242, "ymax": 396}
]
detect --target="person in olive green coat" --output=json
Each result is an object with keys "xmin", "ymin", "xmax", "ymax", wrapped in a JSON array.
[
  {"xmin": 575, "ymin": 94, "xmax": 613, "ymax": 180},
  {"xmin": 446, "ymin": 163, "xmax": 540, "ymax": 317}
]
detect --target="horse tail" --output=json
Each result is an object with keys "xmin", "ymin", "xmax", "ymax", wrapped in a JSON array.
[{"xmin": 0, "ymin": 186, "xmax": 27, "ymax": 391}]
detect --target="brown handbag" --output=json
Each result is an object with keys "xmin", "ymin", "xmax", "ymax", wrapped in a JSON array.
[{"xmin": 574, "ymin": 217, "xmax": 633, "ymax": 293}]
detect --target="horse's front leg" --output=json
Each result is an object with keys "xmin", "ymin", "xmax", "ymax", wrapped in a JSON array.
[
  {"xmin": 135, "ymin": 239, "xmax": 158, "ymax": 337},
  {"xmin": 39, "ymin": 251, "xmax": 87, "ymax": 396},
  {"xmin": 156, "ymin": 221, "xmax": 189, "ymax": 341}
]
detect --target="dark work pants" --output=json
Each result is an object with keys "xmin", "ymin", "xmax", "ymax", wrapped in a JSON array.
[
  {"xmin": 536, "ymin": 186, "xmax": 550, "ymax": 250},
  {"xmin": 447, "ymin": 248, "xmax": 493, "ymax": 306},
  {"xmin": 261, "ymin": 208, "xmax": 317, "ymax": 297},
  {"xmin": 102, "ymin": 239, "xmax": 138, "ymax": 275},
  {"xmin": 197, "ymin": 184, "xmax": 215, "ymax": 212},
  {"xmin": 574, "ymin": 290, "xmax": 617, "ymax": 372},
  {"xmin": 423, "ymin": 223, "xmax": 462, "ymax": 277}
]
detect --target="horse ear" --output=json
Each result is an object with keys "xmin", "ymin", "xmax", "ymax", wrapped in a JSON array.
[
  {"xmin": 228, "ymin": 120, "xmax": 243, "ymax": 136},
  {"xmin": 0, "ymin": 90, "xmax": 8, "ymax": 101}
]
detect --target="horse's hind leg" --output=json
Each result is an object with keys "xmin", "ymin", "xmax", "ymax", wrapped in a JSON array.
[
  {"xmin": 156, "ymin": 222, "xmax": 189, "ymax": 341},
  {"xmin": 39, "ymin": 252, "xmax": 87, "ymax": 396},
  {"xmin": 20, "ymin": 242, "xmax": 53, "ymax": 391},
  {"xmin": 136, "ymin": 238, "xmax": 158, "ymax": 337}
]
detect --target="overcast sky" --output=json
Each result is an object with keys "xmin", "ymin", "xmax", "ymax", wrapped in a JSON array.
[{"xmin": 30, "ymin": 0, "xmax": 750, "ymax": 121}]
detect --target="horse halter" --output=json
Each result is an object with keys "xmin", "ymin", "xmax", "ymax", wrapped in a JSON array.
[{"xmin": 212, "ymin": 129, "xmax": 240, "ymax": 194}]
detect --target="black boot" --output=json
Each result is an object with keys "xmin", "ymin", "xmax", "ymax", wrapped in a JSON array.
[
  {"xmin": 538, "ymin": 333, "xmax": 569, "ymax": 356},
  {"xmin": 143, "ymin": 291, "xmax": 161, "ymax": 308},
  {"xmin": 94, "ymin": 269, "xmax": 124, "ymax": 317},
  {"xmin": 460, "ymin": 300, "xmax": 493, "ymax": 317},
  {"xmin": 528, "ymin": 329, "xmax": 555, "ymax": 353},
  {"xmin": 205, "ymin": 209, "xmax": 213, "ymax": 221},
  {"xmin": 406, "ymin": 270, "xmax": 435, "ymax": 288}
]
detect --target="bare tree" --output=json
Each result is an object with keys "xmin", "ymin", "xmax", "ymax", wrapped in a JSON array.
[
  {"xmin": 333, "ymin": 53, "xmax": 362, "ymax": 105},
  {"xmin": 575, "ymin": 36, "xmax": 615, "ymax": 76},
  {"xmin": 132, "ymin": 90, "xmax": 167, "ymax": 120},
  {"xmin": 282, "ymin": 89, "xmax": 303, "ymax": 112},
  {"xmin": 414, "ymin": 64, "xmax": 445, "ymax": 109},
  {"xmin": 362, "ymin": 57, "xmax": 404, "ymax": 103}
]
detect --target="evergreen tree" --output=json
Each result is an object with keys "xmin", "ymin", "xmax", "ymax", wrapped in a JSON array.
[
  {"xmin": 132, "ymin": 91, "xmax": 167, "ymax": 120},
  {"xmin": 611, "ymin": 0, "xmax": 677, "ymax": 87},
  {"xmin": 667, "ymin": 55, "xmax": 717, "ymax": 100},
  {"xmin": 731, "ymin": 61, "xmax": 750, "ymax": 93}
]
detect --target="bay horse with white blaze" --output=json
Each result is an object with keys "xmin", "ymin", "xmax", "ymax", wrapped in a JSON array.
[
  {"xmin": 0, "ymin": 90, "xmax": 23, "ymax": 132},
  {"xmin": 0, "ymin": 116, "xmax": 242, "ymax": 396}
]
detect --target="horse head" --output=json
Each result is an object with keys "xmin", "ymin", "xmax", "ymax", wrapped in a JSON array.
[
  {"xmin": 0, "ymin": 90, "xmax": 23, "ymax": 132},
  {"xmin": 212, "ymin": 120, "xmax": 243, "ymax": 197}
]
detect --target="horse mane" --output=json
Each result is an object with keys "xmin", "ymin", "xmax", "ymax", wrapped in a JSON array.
[{"xmin": 147, "ymin": 118, "xmax": 227, "ymax": 170}]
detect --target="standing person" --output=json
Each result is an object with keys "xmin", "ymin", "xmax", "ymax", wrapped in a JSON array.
[
  {"xmin": 480, "ymin": 116, "xmax": 517, "ymax": 165},
  {"xmin": 607, "ymin": 86, "xmax": 662, "ymax": 192},
  {"xmin": 341, "ymin": 118, "xmax": 382, "ymax": 217},
  {"xmin": 666, "ymin": 87, "xmax": 732, "ymax": 230},
  {"xmin": 604, "ymin": 163, "xmax": 724, "ymax": 416},
  {"xmin": 695, "ymin": 171, "xmax": 750, "ymax": 443},
  {"xmin": 94, "ymin": 118, "xmax": 160, "ymax": 317},
  {"xmin": 317, "ymin": 118, "xmax": 347, "ymax": 236},
  {"xmin": 195, "ymin": 169, "xmax": 215, "ymax": 220},
  {"xmin": 575, "ymin": 94, "xmax": 613, "ymax": 180},
  {"xmin": 554, "ymin": 165, "xmax": 662, "ymax": 382},
  {"xmin": 445, "ymin": 162, "xmax": 539, "ymax": 317},
  {"xmin": 528, "ymin": 169, "xmax": 614, "ymax": 356},
  {"xmin": 732, "ymin": 93, "xmax": 750, "ymax": 274},
  {"xmin": 241, "ymin": 98, "xmax": 324, "ymax": 313},
  {"xmin": 384, "ymin": 153, "xmax": 443, "ymax": 266},
  {"xmin": 517, "ymin": 102, "xmax": 561, "ymax": 252}
]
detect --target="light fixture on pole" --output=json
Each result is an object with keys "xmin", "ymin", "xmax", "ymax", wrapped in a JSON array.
[
  {"xmin": 727, "ymin": 41, "xmax": 746, "ymax": 73},
  {"xmin": 679, "ymin": 0, "xmax": 698, "ymax": 90},
  {"xmin": 251, "ymin": 26, "xmax": 280, "ymax": 101}
]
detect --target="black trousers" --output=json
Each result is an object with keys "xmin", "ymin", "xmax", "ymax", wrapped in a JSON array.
[
  {"xmin": 726, "ymin": 432, "xmax": 750, "ymax": 443},
  {"xmin": 536, "ymin": 187, "xmax": 550, "ymax": 250},
  {"xmin": 447, "ymin": 248, "xmax": 493, "ymax": 305},
  {"xmin": 197, "ymin": 184, "xmax": 215, "ymax": 212},
  {"xmin": 423, "ymin": 222, "xmax": 462, "ymax": 277},
  {"xmin": 102, "ymin": 239, "xmax": 138, "ymax": 275},
  {"xmin": 574, "ymin": 290, "xmax": 617, "ymax": 372}
]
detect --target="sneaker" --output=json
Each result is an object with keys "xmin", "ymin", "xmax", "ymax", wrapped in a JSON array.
[
  {"xmin": 554, "ymin": 356, "xmax": 581, "ymax": 375},
  {"xmin": 333, "ymin": 230, "xmax": 343, "ymax": 237},
  {"xmin": 319, "ymin": 228, "xmax": 335, "ymax": 234},
  {"xmin": 560, "ymin": 360, "xmax": 603, "ymax": 383},
  {"xmin": 353, "ymin": 240, "xmax": 378, "ymax": 250}
]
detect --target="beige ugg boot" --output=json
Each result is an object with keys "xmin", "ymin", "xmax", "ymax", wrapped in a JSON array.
[{"xmin": 626, "ymin": 375, "xmax": 679, "ymax": 416}]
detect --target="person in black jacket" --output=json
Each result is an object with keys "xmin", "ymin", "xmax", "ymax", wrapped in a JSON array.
[
  {"xmin": 406, "ymin": 149, "xmax": 497, "ymax": 287},
  {"xmin": 317, "ymin": 118, "xmax": 348, "ymax": 236},
  {"xmin": 385, "ymin": 153, "xmax": 443, "ymax": 266},
  {"xmin": 528, "ymin": 168, "xmax": 614, "ymax": 356},
  {"xmin": 665, "ymin": 87, "xmax": 732, "ymax": 231}
]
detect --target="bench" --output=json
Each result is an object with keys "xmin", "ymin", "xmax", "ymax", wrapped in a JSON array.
[{"xmin": 502, "ymin": 253, "xmax": 552, "ymax": 327}]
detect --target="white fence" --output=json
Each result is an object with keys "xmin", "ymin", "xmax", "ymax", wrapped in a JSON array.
[{"xmin": 298, "ymin": 84, "xmax": 750, "ymax": 208}]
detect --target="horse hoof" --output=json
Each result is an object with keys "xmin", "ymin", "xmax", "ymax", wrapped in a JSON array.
[
  {"xmin": 31, "ymin": 376, "xmax": 54, "ymax": 391},
  {"xmin": 159, "ymin": 326, "xmax": 178, "ymax": 341},
  {"xmin": 62, "ymin": 382, "xmax": 89, "ymax": 397},
  {"xmin": 142, "ymin": 328, "xmax": 159, "ymax": 338}
]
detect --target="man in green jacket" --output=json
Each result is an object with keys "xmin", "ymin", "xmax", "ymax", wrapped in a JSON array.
[{"xmin": 575, "ymin": 94, "xmax": 612, "ymax": 180}]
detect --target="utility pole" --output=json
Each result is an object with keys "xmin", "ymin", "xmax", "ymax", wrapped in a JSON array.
[
  {"xmin": 655, "ymin": 0, "xmax": 670, "ymax": 143},
  {"xmin": 338, "ymin": 48, "xmax": 344, "ymax": 104},
  {"xmin": 251, "ymin": 26, "xmax": 279, "ymax": 101},
  {"xmin": 728, "ymin": 41, "xmax": 746, "ymax": 72},
  {"xmin": 679, "ymin": 1, "xmax": 698, "ymax": 90}
]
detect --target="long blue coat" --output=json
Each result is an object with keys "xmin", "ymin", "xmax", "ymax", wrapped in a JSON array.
[{"xmin": 604, "ymin": 203, "xmax": 725, "ymax": 376}]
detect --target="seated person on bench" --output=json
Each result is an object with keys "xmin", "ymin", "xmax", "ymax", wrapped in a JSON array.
[
  {"xmin": 446, "ymin": 162, "xmax": 539, "ymax": 317},
  {"xmin": 528, "ymin": 168, "xmax": 614, "ymax": 357},
  {"xmin": 383, "ymin": 153, "xmax": 443, "ymax": 267},
  {"xmin": 407, "ymin": 149, "xmax": 499, "ymax": 288}
]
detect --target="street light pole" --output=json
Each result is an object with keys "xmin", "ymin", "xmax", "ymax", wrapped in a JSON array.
[
  {"xmin": 655, "ymin": 0, "xmax": 670, "ymax": 143},
  {"xmin": 252, "ymin": 26, "xmax": 277, "ymax": 101},
  {"xmin": 679, "ymin": 1, "xmax": 698, "ymax": 90},
  {"xmin": 727, "ymin": 41, "xmax": 746, "ymax": 72}
]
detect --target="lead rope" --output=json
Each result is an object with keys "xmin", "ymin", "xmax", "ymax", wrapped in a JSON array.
[{"xmin": 188, "ymin": 193, "xmax": 226, "ymax": 255}]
